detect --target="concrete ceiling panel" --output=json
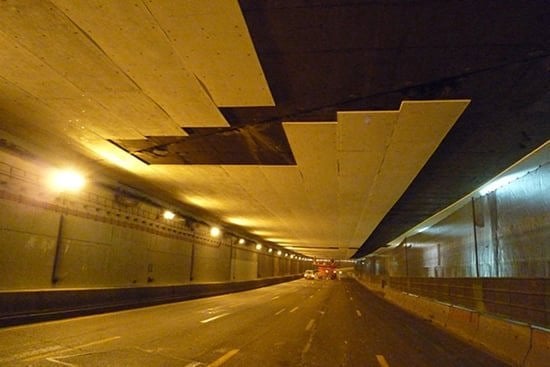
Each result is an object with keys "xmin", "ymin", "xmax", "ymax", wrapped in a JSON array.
[
  {"xmin": 51, "ymin": 0, "xmax": 228, "ymax": 127},
  {"xmin": 145, "ymin": 0, "xmax": 274, "ymax": 107}
]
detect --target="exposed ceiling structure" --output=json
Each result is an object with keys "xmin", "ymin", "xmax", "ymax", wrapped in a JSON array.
[{"xmin": 0, "ymin": 1, "xmax": 548, "ymax": 259}]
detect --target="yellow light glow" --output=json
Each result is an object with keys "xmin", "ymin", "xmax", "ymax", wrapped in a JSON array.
[
  {"xmin": 210, "ymin": 226, "xmax": 221, "ymax": 237},
  {"xmin": 186, "ymin": 195, "xmax": 220, "ymax": 210},
  {"xmin": 238, "ymin": 238, "xmax": 245, "ymax": 245},
  {"xmin": 48, "ymin": 169, "xmax": 86, "ymax": 192},
  {"xmin": 277, "ymin": 250, "xmax": 282, "ymax": 256},
  {"xmin": 255, "ymin": 243, "xmax": 262, "ymax": 250},
  {"xmin": 163, "ymin": 210, "xmax": 176, "ymax": 220},
  {"xmin": 268, "ymin": 248, "xmax": 273, "ymax": 253}
]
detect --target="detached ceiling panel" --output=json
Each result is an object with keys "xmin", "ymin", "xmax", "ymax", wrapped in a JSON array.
[
  {"xmin": 337, "ymin": 111, "xmax": 397, "ymax": 247},
  {"xmin": 354, "ymin": 100, "xmax": 470, "ymax": 244},
  {"xmin": 146, "ymin": 0, "xmax": 274, "ymax": 107},
  {"xmin": 52, "ymin": 0, "xmax": 228, "ymax": 128}
]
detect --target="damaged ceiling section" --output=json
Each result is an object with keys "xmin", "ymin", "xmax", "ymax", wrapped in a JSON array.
[{"xmin": 0, "ymin": 0, "xmax": 548, "ymax": 259}]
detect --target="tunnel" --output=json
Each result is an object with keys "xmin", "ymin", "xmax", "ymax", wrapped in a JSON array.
[{"xmin": 0, "ymin": 1, "xmax": 549, "ymax": 366}]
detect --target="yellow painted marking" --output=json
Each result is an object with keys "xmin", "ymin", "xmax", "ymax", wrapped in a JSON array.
[
  {"xmin": 207, "ymin": 349, "xmax": 240, "ymax": 367},
  {"xmin": 24, "ymin": 336, "xmax": 121, "ymax": 361},
  {"xmin": 376, "ymin": 354, "xmax": 390, "ymax": 367},
  {"xmin": 200, "ymin": 313, "xmax": 230, "ymax": 324}
]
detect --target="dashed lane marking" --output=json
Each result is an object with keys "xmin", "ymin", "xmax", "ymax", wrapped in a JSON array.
[
  {"xmin": 200, "ymin": 313, "xmax": 230, "ymax": 324},
  {"xmin": 356, "ymin": 310, "xmax": 362, "ymax": 317},
  {"xmin": 275, "ymin": 308, "xmax": 286, "ymax": 315},
  {"xmin": 376, "ymin": 354, "xmax": 390, "ymax": 367},
  {"xmin": 290, "ymin": 306, "xmax": 299, "ymax": 313},
  {"xmin": 207, "ymin": 349, "xmax": 239, "ymax": 367},
  {"xmin": 272, "ymin": 296, "xmax": 280, "ymax": 300},
  {"xmin": 305, "ymin": 319, "xmax": 315, "ymax": 331},
  {"xmin": 350, "ymin": 297, "xmax": 353, "ymax": 301}
]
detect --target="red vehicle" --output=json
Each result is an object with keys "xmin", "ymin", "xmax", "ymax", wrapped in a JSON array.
[{"xmin": 313, "ymin": 259, "xmax": 338, "ymax": 280}]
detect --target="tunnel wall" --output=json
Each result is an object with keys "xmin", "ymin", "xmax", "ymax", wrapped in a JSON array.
[
  {"xmin": 355, "ymin": 160, "xmax": 549, "ymax": 328},
  {"xmin": 0, "ymin": 151, "xmax": 304, "ymax": 293}
]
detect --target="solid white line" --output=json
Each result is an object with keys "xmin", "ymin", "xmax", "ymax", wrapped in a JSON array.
[
  {"xmin": 376, "ymin": 354, "xmax": 390, "ymax": 367},
  {"xmin": 305, "ymin": 319, "xmax": 315, "ymax": 331},
  {"xmin": 200, "ymin": 313, "xmax": 230, "ymax": 324},
  {"xmin": 275, "ymin": 308, "xmax": 286, "ymax": 315},
  {"xmin": 356, "ymin": 310, "xmax": 362, "ymax": 317},
  {"xmin": 290, "ymin": 306, "xmax": 299, "ymax": 313},
  {"xmin": 207, "ymin": 349, "xmax": 239, "ymax": 367}
]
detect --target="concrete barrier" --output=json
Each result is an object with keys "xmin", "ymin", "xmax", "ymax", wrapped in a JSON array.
[
  {"xmin": 0, "ymin": 275, "xmax": 301, "ymax": 327},
  {"xmin": 410, "ymin": 296, "xmax": 450, "ymax": 327},
  {"xmin": 474, "ymin": 314, "xmax": 531, "ymax": 366},
  {"xmin": 524, "ymin": 327, "xmax": 550, "ymax": 367},
  {"xmin": 445, "ymin": 306, "xmax": 479, "ymax": 342}
]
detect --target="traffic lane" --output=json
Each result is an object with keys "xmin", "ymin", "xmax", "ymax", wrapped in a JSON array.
[
  {"xmin": 329, "ymin": 279, "xmax": 509, "ymax": 367},
  {"xmin": 0, "ymin": 279, "xmax": 322, "ymax": 366},
  {"xmin": 221, "ymin": 279, "xmax": 336, "ymax": 367}
]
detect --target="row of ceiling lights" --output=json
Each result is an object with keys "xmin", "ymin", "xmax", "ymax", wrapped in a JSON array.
[
  {"xmin": 48, "ymin": 169, "xmax": 311, "ymax": 261},
  {"xmin": 163, "ymin": 209, "xmax": 309, "ymax": 260}
]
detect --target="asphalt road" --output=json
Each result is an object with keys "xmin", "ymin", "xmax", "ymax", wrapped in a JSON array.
[{"xmin": 0, "ymin": 278, "xmax": 508, "ymax": 366}]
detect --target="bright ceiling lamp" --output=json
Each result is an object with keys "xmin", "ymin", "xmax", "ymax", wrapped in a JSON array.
[
  {"xmin": 210, "ymin": 226, "xmax": 221, "ymax": 237},
  {"xmin": 268, "ymin": 248, "xmax": 273, "ymax": 253},
  {"xmin": 163, "ymin": 210, "xmax": 176, "ymax": 220},
  {"xmin": 255, "ymin": 243, "xmax": 262, "ymax": 250},
  {"xmin": 277, "ymin": 250, "xmax": 282, "ymax": 256},
  {"xmin": 238, "ymin": 238, "xmax": 245, "ymax": 245},
  {"xmin": 48, "ymin": 169, "xmax": 85, "ymax": 192}
]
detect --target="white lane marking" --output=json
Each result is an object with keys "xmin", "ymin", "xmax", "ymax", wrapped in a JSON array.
[
  {"xmin": 200, "ymin": 313, "xmax": 230, "ymax": 324},
  {"xmin": 184, "ymin": 362, "xmax": 205, "ymax": 367},
  {"xmin": 271, "ymin": 295, "xmax": 280, "ymax": 300},
  {"xmin": 207, "ymin": 349, "xmax": 239, "ymax": 367},
  {"xmin": 275, "ymin": 308, "xmax": 286, "ymax": 315},
  {"xmin": 305, "ymin": 319, "xmax": 315, "ymax": 331},
  {"xmin": 350, "ymin": 297, "xmax": 353, "ymax": 301},
  {"xmin": 356, "ymin": 310, "xmax": 362, "ymax": 317},
  {"xmin": 290, "ymin": 306, "xmax": 299, "ymax": 313},
  {"xmin": 1, "ymin": 345, "xmax": 64, "ymax": 363},
  {"xmin": 46, "ymin": 357, "xmax": 77, "ymax": 366},
  {"xmin": 376, "ymin": 354, "xmax": 390, "ymax": 367},
  {"xmin": 24, "ymin": 336, "xmax": 121, "ymax": 362}
]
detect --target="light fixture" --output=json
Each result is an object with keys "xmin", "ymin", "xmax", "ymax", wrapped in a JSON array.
[
  {"xmin": 277, "ymin": 250, "xmax": 282, "ymax": 256},
  {"xmin": 268, "ymin": 248, "xmax": 273, "ymax": 253},
  {"xmin": 255, "ymin": 243, "xmax": 262, "ymax": 250},
  {"xmin": 210, "ymin": 226, "xmax": 221, "ymax": 237},
  {"xmin": 479, "ymin": 168, "xmax": 535, "ymax": 196},
  {"xmin": 48, "ymin": 169, "xmax": 85, "ymax": 192},
  {"xmin": 238, "ymin": 238, "xmax": 245, "ymax": 245},
  {"xmin": 163, "ymin": 210, "xmax": 175, "ymax": 220}
]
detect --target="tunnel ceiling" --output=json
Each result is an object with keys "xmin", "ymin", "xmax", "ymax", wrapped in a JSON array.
[{"xmin": 0, "ymin": 1, "xmax": 548, "ymax": 259}]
